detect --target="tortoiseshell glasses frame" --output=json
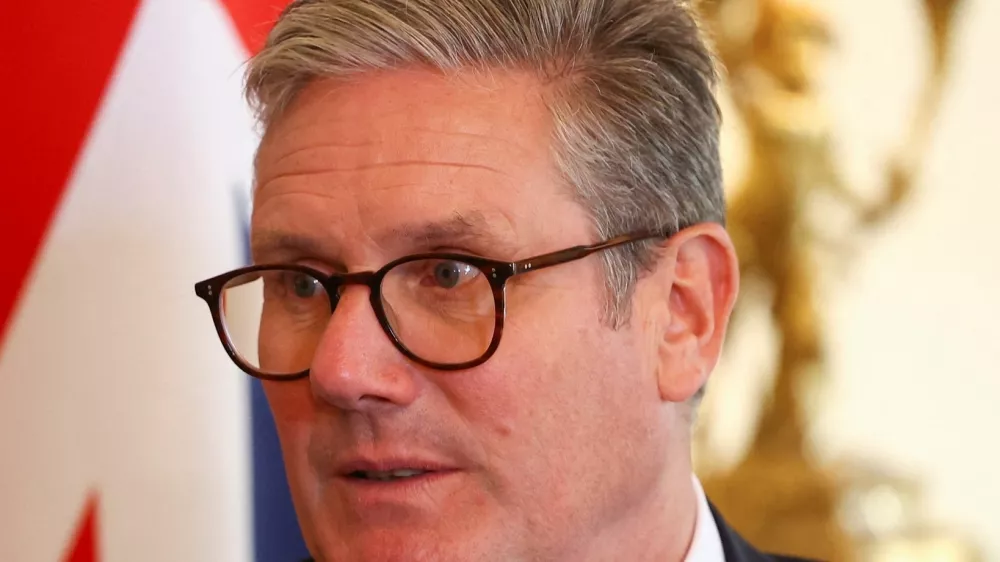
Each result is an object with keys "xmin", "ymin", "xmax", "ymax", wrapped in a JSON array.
[{"xmin": 194, "ymin": 230, "xmax": 670, "ymax": 380}]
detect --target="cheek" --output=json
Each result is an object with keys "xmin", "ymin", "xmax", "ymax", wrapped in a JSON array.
[
  {"xmin": 260, "ymin": 380, "xmax": 325, "ymax": 551},
  {"xmin": 262, "ymin": 379, "xmax": 315, "ymax": 455},
  {"xmin": 448, "ymin": 302, "xmax": 662, "ymax": 506}
]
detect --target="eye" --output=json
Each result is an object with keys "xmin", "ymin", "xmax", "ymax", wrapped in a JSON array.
[
  {"xmin": 430, "ymin": 260, "xmax": 477, "ymax": 289},
  {"xmin": 290, "ymin": 273, "xmax": 322, "ymax": 298}
]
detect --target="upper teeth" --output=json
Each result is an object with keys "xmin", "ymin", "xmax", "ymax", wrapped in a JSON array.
[{"xmin": 363, "ymin": 469, "xmax": 426, "ymax": 480}]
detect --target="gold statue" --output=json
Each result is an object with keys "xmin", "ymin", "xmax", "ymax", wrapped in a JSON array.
[{"xmin": 693, "ymin": 0, "xmax": 964, "ymax": 559}]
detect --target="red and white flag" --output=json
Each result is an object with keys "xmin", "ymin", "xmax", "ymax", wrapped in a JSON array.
[{"xmin": 0, "ymin": 2, "xmax": 286, "ymax": 560}]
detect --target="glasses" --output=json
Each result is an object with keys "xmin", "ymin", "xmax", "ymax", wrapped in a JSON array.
[{"xmin": 194, "ymin": 230, "xmax": 668, "ymax": 380}]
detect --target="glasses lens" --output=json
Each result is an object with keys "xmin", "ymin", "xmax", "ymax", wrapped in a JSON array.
[
  {"xmin": 381, "ymin": 258, "xmax": 496, "ymax": 365},
  {"xmin": 220, "ymin": 268, "xmax": 331, "ymax": 376}
]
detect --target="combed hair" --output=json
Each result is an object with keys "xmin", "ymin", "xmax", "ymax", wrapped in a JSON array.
[{"xmin": 245, "ymin": 0, "xmax": 725, "ymax": 327}]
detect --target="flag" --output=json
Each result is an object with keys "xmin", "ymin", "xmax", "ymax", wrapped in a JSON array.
[{"xmin": 0, "ymin": 1, "xmax": 302, "ymax": 560}]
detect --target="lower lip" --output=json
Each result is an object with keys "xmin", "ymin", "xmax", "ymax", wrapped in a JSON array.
[{"xmin": 336, "ymin": 470, "xmax": 463, "ymax": 507}]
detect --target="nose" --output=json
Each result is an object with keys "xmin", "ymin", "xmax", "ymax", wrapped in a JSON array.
[{"xmin": 309, "ymin": 285, "xmax": 419, "ymax": 412}]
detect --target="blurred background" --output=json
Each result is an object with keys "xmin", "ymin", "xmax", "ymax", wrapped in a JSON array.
[
  {"xmin": 693, "ymin": 0, "xmax": 998, "ymax": 560},
  {"xmin": 0, "ymin": 0, "xmax": 996, "ymax": 561}
]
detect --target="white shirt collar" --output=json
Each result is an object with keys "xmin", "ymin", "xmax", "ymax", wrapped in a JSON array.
[{"xmin": 684, "ymin": 475, "xmax": 726, "ymax": 562}]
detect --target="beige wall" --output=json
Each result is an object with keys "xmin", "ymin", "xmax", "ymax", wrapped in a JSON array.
[{"xmin": 701, "ymin": 0, "xmax": 1000, "ymax": 557}]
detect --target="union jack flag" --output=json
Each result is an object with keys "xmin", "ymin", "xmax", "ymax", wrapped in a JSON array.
[{"xmin": 0, "ymin": 2, "xmax": 306, "ymax": 560}]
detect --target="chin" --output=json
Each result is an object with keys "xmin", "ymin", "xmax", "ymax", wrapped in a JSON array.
[
  {"xmin": 299, "ymin": 489, "xmax": 525, "ymax": 562},
  {"xmin": 310, "ymin": 525, "xmax": 510, "ymax": 562}
]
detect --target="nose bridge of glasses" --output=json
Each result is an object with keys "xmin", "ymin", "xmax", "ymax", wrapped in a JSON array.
[
  {"xmin": 322, "ymin": 270, "xmax": 379, "ymax": 297},
  {"xmin": 318, "ymin": 269, "xmax": 386, "ymax": 340}
]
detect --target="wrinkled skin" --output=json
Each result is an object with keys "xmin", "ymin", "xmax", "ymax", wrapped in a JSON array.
[{"xmin": 250, "ymin": 69, "xmax": 739, "ymax": 562}]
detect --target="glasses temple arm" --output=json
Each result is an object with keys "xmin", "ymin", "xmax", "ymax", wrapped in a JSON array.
[{"xmin": 511, "ymin": 231, "xmax": 670, "ymax": 275}]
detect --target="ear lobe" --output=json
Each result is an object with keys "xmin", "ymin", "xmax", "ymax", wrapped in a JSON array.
[
  {"xmin": 657, "ymin": 332, "xmax": 708, "ymax": 403},
  {"xmin": 652, "ymin": 224, "xmax": 740, "ymax": 403}
]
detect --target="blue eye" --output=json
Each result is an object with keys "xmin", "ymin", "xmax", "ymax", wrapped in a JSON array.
[
  {"xmin": 432, "ymin": 261, "xmax": 475, "ymax": 289},
  {"xmin": 291, "ymin": 273, "xmax": 322, "ymax": 298}
]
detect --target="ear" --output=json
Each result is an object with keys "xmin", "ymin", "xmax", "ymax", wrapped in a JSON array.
[{"xmin": 642, "ymin": 223, "xmax": 740, "ymax": 403}]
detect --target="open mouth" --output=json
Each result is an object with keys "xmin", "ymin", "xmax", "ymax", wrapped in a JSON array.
[{"xmin": 347, "ymin": 469, "xmax": 433, "ymax": 482}]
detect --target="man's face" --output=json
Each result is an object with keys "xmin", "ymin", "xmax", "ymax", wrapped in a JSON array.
[{"xmin": 251, "ymin": 70, "xmax": 685, "ymax": 562}]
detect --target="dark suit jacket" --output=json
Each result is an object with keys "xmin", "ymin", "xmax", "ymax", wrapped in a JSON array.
[
  {"xmin": 709, "ymin": 502, "xmax": 817, "ymax": 562},
  {"xmin": 301, "ymin": 503, "xmax": 818, "ymax": 562}
]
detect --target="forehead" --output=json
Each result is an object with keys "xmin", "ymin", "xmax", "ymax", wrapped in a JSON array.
[
  {"xmin": 259, "ymin": 69, "xmax": 552, "ymax": 156},
  {"xmin": 252, "ymin": 69, "xmax": 584, "ymax": 261}
]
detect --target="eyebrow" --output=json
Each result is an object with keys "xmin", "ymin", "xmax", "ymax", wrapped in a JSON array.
[
  {"xmin": 251, "ymin": 211, "xmax": 519, "ymax": 266},
  {"xmin": 377, "ymin": 211, "xmax": 514, "ymax": 252},
  {"xmin": 250, "ymin": 231, "xmax": 328, "ymax": 265}
]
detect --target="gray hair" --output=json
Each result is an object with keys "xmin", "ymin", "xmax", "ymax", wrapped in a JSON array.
[{"xmin": 245, "ymin": 0, "xmax": 725, "ymax": 328}]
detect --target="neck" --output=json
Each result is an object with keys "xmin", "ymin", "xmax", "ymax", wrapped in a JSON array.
[{"xmin": 572, "ymin": 451, "xmax": 698, "ymax": 562}]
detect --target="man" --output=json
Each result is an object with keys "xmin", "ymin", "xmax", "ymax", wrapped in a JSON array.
[{"xmin": 194, "ymin": 1, "xmax": 812, "ymax": 560}]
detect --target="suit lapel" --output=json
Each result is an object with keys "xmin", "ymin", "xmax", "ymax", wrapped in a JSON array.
[{"xmin": 708, "ymin": 501, "xmax": 771, "ymax": 562}]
